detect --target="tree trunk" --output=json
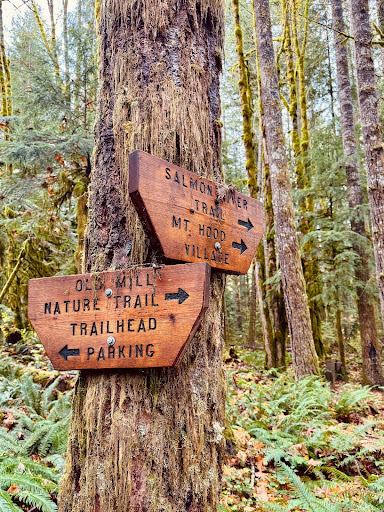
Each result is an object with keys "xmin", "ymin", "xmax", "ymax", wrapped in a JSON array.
[
  {"xmin": 46, "ymin": 0, "xmax": 61, "ymax": 80},
  {"xmin": 263, "ymin": 159, "xmax": 287, "ymax": 368},
  {"xmin": 335, "ymin": 308, "xmax": 347, "ymax": 378},
  {"xmin": 232, "ymin": 0, "xmax": 257, "ymax": 193},
  {"xmin": 253, "ymin": 0, "xmax": 319, "ymax": 378},
  {"xmin": 349, "ymin": 0, "xmax": 384, "ymax": 384},
  {"xmin": 376, "ymin": 0, "xmax": 384, "ymax": 73},
  {"xmin": 59, "ymin": 2, "xmax": 226, "ymax": 511},
  {"xmin": 233, "ymin": 276, "xmax": 243, "ymax": 333},
  {"xmin": 62, "ymin": 0, "xmax": 70, "ymax": 103},
  {"xmin": 248, "ymin": 260, "xmax": 257, "ymax": 350},
  {"xmin": 255, "ymin": 245, "xmax": 276, "ymax": 367},
  {"xmin": 0, "ymin": 0, "xmax": 10, "ymax": 117}
]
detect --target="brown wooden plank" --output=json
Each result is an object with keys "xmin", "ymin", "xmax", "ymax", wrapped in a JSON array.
[
  {"xmin": 28, "ymin": 263, "xmax": 210, "ymax": 370},
  {"xmin": 129, "ymin": 150, "xmax": 264, "ymax": 274}
]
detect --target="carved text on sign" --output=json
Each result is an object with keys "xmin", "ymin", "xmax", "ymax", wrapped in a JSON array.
[
  {"xmin": 28, "ymin": 263, "xmax": 210, "ymax": 370},
  {"xmin": 129, "ymin": 151, "xmax": 264, "ymax": 274}
]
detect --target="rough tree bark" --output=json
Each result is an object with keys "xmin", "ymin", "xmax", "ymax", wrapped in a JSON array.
[
  {"xmin": 0, "ymin": 0, "xmax": 11, "ymax": 118},
  {"xmin": 332, "ymin": 0, "xmax": 383, "ymax": 385},
  {"xmin": 248, "ymin": 259, "xmax": 257, "ymax": 349},
  {"xmin": 376, "ymin": 0, "xmax": 384, "ymax": 72},
  {"xmin": 62, "ymin": 0, "xmax": 70, "ymax": 103},
  {"xmin": 350, "ymin": 0, "xmax": 384, "ymax": 345},
  {"xmin": 253, "ymin": 0, "xmax": 319, "ymax": 378},
  {"xmin": 261, "ymin": 127, "xmax": 287, "ymax": 368},
  {"xmin": 281, "ymin": 0, "xmax": 324, "ymax": 358},
  {"xmin": 58, "ymin": 2, "xmax": 226, "ymax": 511}
]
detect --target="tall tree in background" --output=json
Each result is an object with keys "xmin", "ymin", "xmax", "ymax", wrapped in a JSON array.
[
  {"xmin": 232, "ymin": 0, "xmax": 286, "ymax": 367},
  {"xmin": 278, "ymin": 0, "xmax": 324, "ymax": 358},
  {"xmin": 0, "ymin": 0, "xmax": 11, "ymax": 119},
  {"xmin": 332, "ymin": 0, "xmax": 383, "ymax": 385},
  {"xmin": 376, "ymin": 0, "xmax": 384, "ymax": 71},
  {"xmin": 59, "ymin": 1, "xmax": 226, "ymax": 511},
  {"xmin": 350, "ymin": 0, "xmax": 384, "ymax": 345},
  {"xmin": 253, "ymin": 0, "xmax": 319, "ymax": 378}
]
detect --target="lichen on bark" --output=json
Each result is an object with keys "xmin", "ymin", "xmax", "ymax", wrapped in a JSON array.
[{"xmin": 58, "ymin": 2, "xmax": 226, "ymax": 511}]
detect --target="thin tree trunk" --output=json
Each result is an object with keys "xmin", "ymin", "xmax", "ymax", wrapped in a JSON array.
[
  {"xmin": 280, "ymin": 0, "xmax": 324, "ymax": 358},
  {"xmin": 233, "ymin": 276, "xmax": 243, "ymax": 333},
  {"xmin": 292, "ymin": 0, "xmax": 324, "ymax": 359},
  {"xmin": 253, "ymin": 0, "xmax": 319, "ymax": 378},
  {"xmin": 376, "ymin": 0, "xmax": 384, "ymax": 73},
  {"xmin": 30, "ymin": 0, "xmax": 63, "ymax": 86},
  {"xmin": 248, "ymin": 259, "xmax": 257, "ymax": 350},
  {"xmin": 62, "ymin": 0, "xmax": 70, "ymax": 103},
  {"xmin": 325, "ymin": 9, "xmax": 336, "ymax": 131},
  {"xmin": 349, "ymin": 0, "xmax": 384, "ymax": 384},
  {"xmin": 46, "ymin": 0, "xmax": 60, "ymax": 80},
  {"xmin": 0, "ymin": 242, "xmax": 27, "ymax": 304},
  {"xmin": 59, "ymin": 2, "xmax": 226, "ymax": 511},
  {"xmin": 232, "ymin": 0, "xmax": 257, "ymax": 193},
  {"xmin": 0, "ymin": 0, "xmax": 10, "ymax": 117},
  {"xmin": 263, "ymin": 158, "xmax": 287, "ymax": 368},
  {"xmin": 254, "ymin": 11, "xmax": 287, "ymax": 368},
  {"xmin": 335, "ymin": 309, "xmax": 347, "ymax": 377},
  {"xmin": 255, "ymin": 247, "xmax": 276, "ymax": 367},
  {"xmin": 232, "ymin": 0, "xmax": 273, "ymax": 355}
]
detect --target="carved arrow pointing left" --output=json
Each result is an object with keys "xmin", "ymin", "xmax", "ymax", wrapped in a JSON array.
[{"xmin": 59, "ymin": 345, "xmax": 80, "ymax": 361}]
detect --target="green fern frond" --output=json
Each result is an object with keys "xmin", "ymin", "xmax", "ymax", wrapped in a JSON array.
[
  {"xmin": 0, "ymin": 432, "xmax": 20, "ymax": 456},
  {"xmin": 0, "ymin": 474, "xmax": 48, "ymax": 494},
  {"xmin": 320, "ymin": 466, "xmax": 353, "ymax": 482},
  {"xmin": 13, "ymin": 490, "xmax": 58, "ymax": 512},
  {"xmin": 0, "ymin": 456, "xmax": 59, "ymax": 482},
  {"xmin": 0, "ymin": 490, "xmax": 22, "ymax": 512},
  {"xmin": 278, "ymin": 462, "xmax": 340, "ymax": 512}
]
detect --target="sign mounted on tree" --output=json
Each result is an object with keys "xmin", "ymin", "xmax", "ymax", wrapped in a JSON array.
[
  {"xmin": 28, "ymin": 263, "xmax": 210, "ymax": 370},
  {"xmin": 129, "ymin": 151, "xmax": 264, "ymax": 274}
]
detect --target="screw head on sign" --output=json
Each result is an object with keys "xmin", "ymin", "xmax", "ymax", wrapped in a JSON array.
[
  {"xmin": 107, "ymin": 336, "xmax": 115, "ymax": 346},
  {"xmin": 215, "ymin": 242, "xmax": 221, "ymax": 250},
  {"xmin": 105, "ymin": 288, "xmax": 113, "ymax": 297}
]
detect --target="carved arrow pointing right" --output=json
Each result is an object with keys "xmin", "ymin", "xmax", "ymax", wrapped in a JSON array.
[
  {"xmin": 59, "ymin": 345, "xmax": 80, "ymax": 361},
  {"xmin": 232, "ymin": 239, "xmax": 247, "ymax": 255},
  {"xmin": 238, "ymin": 218, "xmax": 254, "ymax": 231},
  {"xmin": 165, "ymin": 288, "xmax": 190, "ymax": 304}
]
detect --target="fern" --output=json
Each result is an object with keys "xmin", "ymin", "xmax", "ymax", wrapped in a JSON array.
[
  {"xmin": 278, "ymin": 463, "xmax": 342, "ymax": 512},
  {"xmin": 13, "ymin": 490, "xmax": 58, "ymax": 512},
  {"xmin": 334, "ymin": 385, "xmax": 376, "ymax": 418},
  {"xmin": 23, "ymin": 417, "xmax": 70, "ymax": 456},
  {"xmin": 0, "ymin": 456, "xmax": 59, "ymax": 482},
  {"xmin": 0, "ymin": 491, "xmax": 22, "ymax": 512},
  {"xmin": 0, "ymin": 474, "xmax": 56, "ymax": 495}
]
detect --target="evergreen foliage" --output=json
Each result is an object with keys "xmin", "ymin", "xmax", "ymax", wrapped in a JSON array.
[
  {"xmin": 0, "ymin": 340, "xmax": 72, "ymax": 512},
  {"xmin": 222, "ymin": 350, "xmax": 384, "ymax": 510}
]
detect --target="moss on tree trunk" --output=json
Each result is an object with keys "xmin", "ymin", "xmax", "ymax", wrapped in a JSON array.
[
  {"xmin": 253, "ymin": 0, "xmax": 319, "ymax": 378},
  {"xmin": 58, "ymin": 2, "xmax": 226, "ymax": 511}
]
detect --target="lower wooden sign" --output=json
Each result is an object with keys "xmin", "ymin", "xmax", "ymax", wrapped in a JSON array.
[{"xmin": 28, "ymin": 263, "xmax": 210, "ymax": 370}]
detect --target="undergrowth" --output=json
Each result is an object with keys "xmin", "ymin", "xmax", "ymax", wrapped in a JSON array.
[
  {"xmin": 220, "ymin": 350, "xmax": 384, "ymax": 511},
  {"xmin": 1, "ymin": 337, "xmax": 383, "ymax": 511},
  {"xmin": 0, "ymin": 335, "xmax": 75, "ymax": 512}
]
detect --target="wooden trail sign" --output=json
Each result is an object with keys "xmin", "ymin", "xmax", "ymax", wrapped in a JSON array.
[
  {"xmin": 129, "ymin": 150, "xmax": 264, "ymax": 274},
  {"xmin": 28, "ymin": 263, "xmax": 210, "ymax": 370}
]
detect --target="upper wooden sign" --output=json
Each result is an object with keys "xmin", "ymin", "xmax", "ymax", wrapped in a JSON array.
[
  {"xmin": 129, "ymin": 151, "xmax": 264, "ymax": 274},
  {"xmin": 28, "ymin": 263, "xmax": 210, "ymax": 370}
]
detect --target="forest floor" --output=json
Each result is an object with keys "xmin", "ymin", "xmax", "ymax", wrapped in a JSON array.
[{"xmin": 0, "ymin": 333, "xmax": 383, "ymax": 511}]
